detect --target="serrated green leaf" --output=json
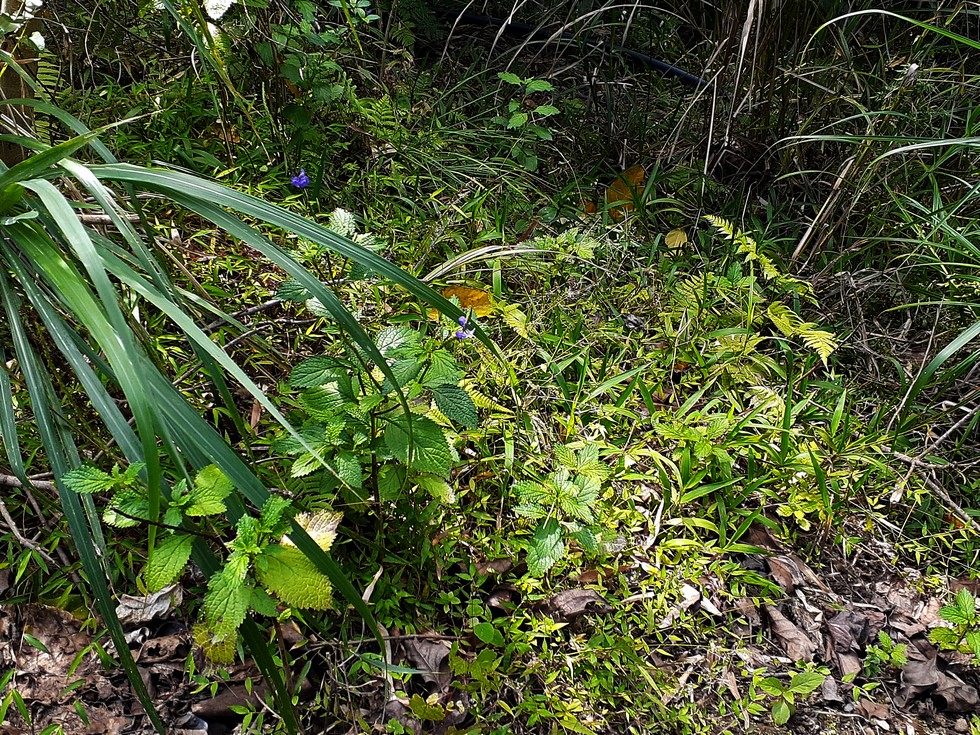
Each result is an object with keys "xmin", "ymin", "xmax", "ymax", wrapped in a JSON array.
[
  {"xmin": 965, "ymin": 630, "xmax": 980, "ymax": 656},
  {"xmin": 384, "ymin": 414, "xmax": 452, "ymax": 477},
  {"xmin": 939, "ymin": 604, "xmax": 971, "ymax": 626},
  {"xmin": 534, "ymin": 104, "xmax": 559, "ymax": 116},
  {"xmin": 103, "ymin": 489, "xmax": 148, "ymax": 527},
  {"xmin": 524, "ymin": 79, "xmax": 553, "ymax": 93},
  {"xmin": 145, "ymin": 534, "xmax": 193, "ymax": 592},
  {"xmin": 63, "ymin": 465, "xmax": 115, "ymax": 494},
  {"xmin": 381, "ymin": 357, "xmax": 421, "ymax": 394},
  {"xmin": 568, "ymin": 525, "xmax": 600, "ymax": 554},
  {"xmin": 300, "ymin": 383, "xmax": 353, "ymax": 420},
  {"xmin": 955, "ymin": 588, "xmax": 977, "ymax": 619},
  {"xmin": 929, "ymin": 627, "xmax": 960, "ymax": 648},
  {"xmin": 416, "ymin": 474, "xmax": 455, "ymax": 503},
  {"xmin": 553, "ymin": 444, "xmax": 576, "ymax": 470},
  {"xmin": 375, "ymin": 326, "xmax": 419, "ymax": 357},
  {"xmin": 276, "ymin": 278, "xmax": 311, "ymax": 302},
  {"xmin": 290, "ymin": 357, "xmax": 348, "ymax": 388},
  {"xmin": 526, "ymin": 519, "xmax": 564, "ymax": 577},
  {"xmin": 378, "ymin": 464, "xmax": 406, "ymax": 500},
  {"xmin": 514, "ymin": 502, "xmax": 547, "ymax": 519},
  {"xmin": 333, "ymin": 451, "xmax": 363, "ymax": 488},
  {"xmin": 250, "ymin": 587, "xmax": 280, "ymax": 618},
  {"xmin": 204, "ymin": 566, "xmax": 250, "ymax": 637},
  {"xmin": 433, "ymin": 384, "xmax": 478, "ymax": 428},
  {"xmin": 422, "ymin": 350, "xmax": 464, "ymax": 386},
  {"xmin": 185, "ymin": 465, "xmax": 232, "ymax": 516},
  {"xmin": 283, "ymin": 511, "xmax": 342, "ymax": 553},
  {"xmin": 259, "ymin": 495, "xmax": 292, "ymax": 533},
  {"xmin": 256, "ymin": 545, "xmax": 332, "ymax": 610},
  {"xmin": 473, "ymin": 621, "xmax": 504, "ymax": 647},
  {"xmin": 497, "ymin": 71, "xmax": 522, "ymax": 85}
]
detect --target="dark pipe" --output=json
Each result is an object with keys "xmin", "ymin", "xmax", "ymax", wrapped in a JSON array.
[{"xmin": 432, "ymin": 7, "xmax": 709, "ymax": 89}]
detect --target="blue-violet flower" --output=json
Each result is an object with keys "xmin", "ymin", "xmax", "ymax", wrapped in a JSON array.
[{"xmin": 291, "ymin": 168, "xmax": 310, "ymax": 189}]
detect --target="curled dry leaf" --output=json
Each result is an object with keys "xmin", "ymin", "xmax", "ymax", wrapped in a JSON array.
[
  {"xmin": 538, "ymin": 589, "xmax": 612, "ymax": 622},
  {"xmin": 765, "ymin": 604, "xmax": 818, "ymax": 662},
  {"xmin": 401, "ymin": 634, "xmax": 453, "ymax": 693}
]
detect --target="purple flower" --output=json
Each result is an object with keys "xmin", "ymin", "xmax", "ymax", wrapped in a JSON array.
[
  {"xmin": 455, "ymin": 328, "xmax": 475, "ymax": 340},
  {"xmin": 291, "ymin": 168, "xmax": 310, "ymax": 189},
  {"xmin": 458, "ymin": 315, "xmax": 469, "ymax": 327}
]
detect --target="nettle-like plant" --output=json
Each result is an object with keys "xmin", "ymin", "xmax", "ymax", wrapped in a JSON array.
[
  {"xmin": 930, "ymin": 589, "xmax": 980, "ymax": 663},
  {"xmin": 513, "ymin": 444, "xmax": 612, "ymax": 577},
  {"xmin": 273, "ymin": 319, "xmax": 491, "ymax": 507},
  {"xmin": 63, "ymin": 464, "xmax": 340, "ymax": 662}
]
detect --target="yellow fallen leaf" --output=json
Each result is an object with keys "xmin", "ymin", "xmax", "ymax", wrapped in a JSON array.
[
  {"xmin": 665, "ymin": 228, "xmax": 688, "ymax": 249},
  {"xmin": 606, "ymin": 165, "xmax": 646, "ymax": 220},
  {"xmin": 427, "ymin": 285, "xmax": 494, "ymax": 320}
]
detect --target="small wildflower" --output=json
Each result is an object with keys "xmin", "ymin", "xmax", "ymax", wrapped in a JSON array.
[
  {"xmin": 455, "ymin": 328, "xmax": 475, "ymax": 340},
  {"xmin": 291, "ymin": 168, "xmax": 310, "ymax": 189},
  {"xmin": 458, "ymin": 315, "xmax": 469, "ymax": 327}
]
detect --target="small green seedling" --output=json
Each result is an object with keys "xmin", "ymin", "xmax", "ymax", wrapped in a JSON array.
[
  {"xmin": 753, "ymin": 671, "xmax": 825, "ymax": 726},
  {"xmin": 864, "ymin": 631, "xmax": 908, "ymax": 678}
]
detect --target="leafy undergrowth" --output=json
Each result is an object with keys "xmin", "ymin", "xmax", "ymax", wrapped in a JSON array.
[{"xmin": 3, "ymin": 2, "xmax": 980, "ymax": 734}]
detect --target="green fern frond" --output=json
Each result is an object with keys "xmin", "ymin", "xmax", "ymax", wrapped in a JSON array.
[{"xmin": 461, "ymin": 381, "xmax": 512, "ymax": 414}]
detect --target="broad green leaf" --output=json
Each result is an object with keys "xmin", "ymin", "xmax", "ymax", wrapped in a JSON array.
[
  {"xmin": 526, "ymin": 519, "xmax": 564, "ymax": 577},
  {"xmin": 497, "ymin": 71, "xmax": 522, "ymax": 85},
  {"xmin": 250, "ymin": 587, "xmax": 280, "ymax": 618},
  {"xmin": 276, "ymin": 278, "xmax": 310, "ymax": 302},
  {"xmin": 433, "ymin": 384, "xmax": 478, "ymax": 428},
  {"xmin": 256, "ymin": 545, "xmax": 332, "ymax": 610},
  {"xmin": 422, "ymin": 350, "xmax": 463, "ymax": 386},
  {"xmin": 408, "ymin": 694, "xmax": 445, "ymax": 722},
  {"xmin": 204, "ymin": 566, "xmax": 250, "ymax": 637},
  {"xmin": 290, "ymin": 357, "xmax": 349, "ymax": 388},
  {"xmin": 103, "ymin": 490, "xmax": 149, "ymax": 528},
  {"xmin": 473, "ymin": 621, "xmax": 504, "ymax": 647},
  {"xmin": 928, "ymin": 627, "xmax": 959, "ymax": 648},
  {"xmin": 378, "ymin": 464, "xmax": 406, "ymax": 500},
  {"xmin": 62, "ymin": 465, "xmax": 114, "ymax": 494},
  {"xmin": 416, "ymin": 474, "xmax": 455, "ymax": 503},
  {"xmin": 383, "ymin": 414, "xmax": 452, "ymax": 477},
  {"xmin": 146, "ymin": 534, "xmax": 193, "ymax": 592},
  {"xmin": 333, "ymin": 451, "xmax": 363, "ymax": 489},
  {"xmin": 524, "ymin": 79, "xmax": 553, "ymax": 93},
  {"xmin": 259, "ymin": 495, "xmax": 293, "ymax": 532},
  {"xmin": 771, "ymin": 699, "xmax": 792, "ymax": 726},
  {"xmin": 375, "ymin": 326, "xmax": 420, "ymax": 357},
  {"xmin": 534, "ymin": 104, "xmax": 560, "ymax": 116},
  {"xmin": 300, "ymin": 384, "xmax": 351, "ymax": 419},
  {"xmin": 508, "ymin": 112, "xmax": 528, "ymax": 129},
  {"xmin": 955, "ymin": 589, "xmax": 977, "ymax": 619},
  {"xmin": 788, "ymin": 672, "xmax": 824, "ymax": 695},
  {"xmin": 186, "ymin": 464, "xmax": 233, "ymax": 516},
  {"xmin": 939, "ymin": 603, "xmax": 972, "ymax": 626},
  {"xmin": 283, "ymin": 511, "xmax": 342, "ymax": 553},
  {"xmin": 381, "ymin": 357, "xmax": 421, "ymax": 394}
]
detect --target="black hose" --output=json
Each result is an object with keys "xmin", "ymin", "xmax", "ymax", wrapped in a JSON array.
[{"xmin": 432, "ymin": 7, "xmax": 709, "ymax": 89}]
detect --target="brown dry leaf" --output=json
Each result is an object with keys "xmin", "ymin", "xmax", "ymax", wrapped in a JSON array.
[
  {"xmin": 765, "ymin": 605, "xmax": 818, "ymax": 662},
  {"xmin": 401, "ymin": 634, "xmax": 452, "ymax": 692},
  {"xmin": 825, "ymin": 610, "xmax": 869, "ymax": 679},
  {"xmin": 821, "ymin": 676, "xmax": 845, "ymax": 704},
  {"xmin": 475, "ymin": 558, "xmax": 514, "ymax": 577},
  {"xmin": 734, "ymin": 597, "xmax": 762, "ymax": 628},
  {"xmin": 767, "ymin": 555, "xmax": 805, "ymax": 593},
  {"xmin": 538, "ymin": 589, "xmax": 612, "ymax": 622},
  {"xmin": 606, "ymin": 165, "xmax": 645, "ymax": 220},
  {"xmin": 854, "ymin": 699, "xmax": 890, "ymax": 720}
]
